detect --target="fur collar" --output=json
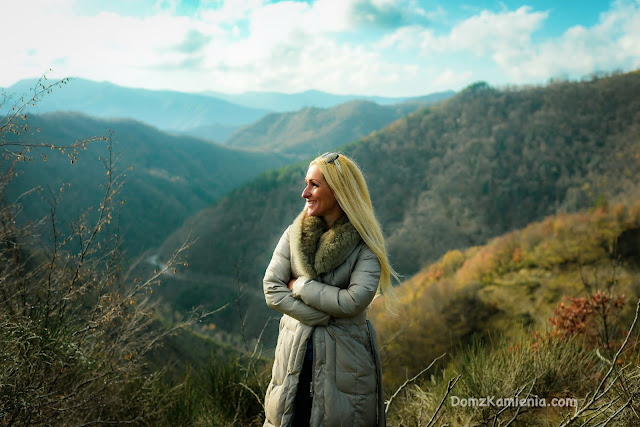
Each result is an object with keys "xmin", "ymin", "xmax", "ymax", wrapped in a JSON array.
[{"xmin": 290, "ymin": 210, "xmax": 362, "ymax": 278}]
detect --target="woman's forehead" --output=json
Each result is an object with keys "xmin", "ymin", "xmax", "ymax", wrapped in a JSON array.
[{"xmin": 306, "ymin": 164, "xmax": 325, "ymax": 182}]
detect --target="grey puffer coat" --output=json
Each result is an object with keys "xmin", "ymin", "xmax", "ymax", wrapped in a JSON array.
[{"xmin": 263, "ymin": 211, "xmax": 385, "ymax": 427}]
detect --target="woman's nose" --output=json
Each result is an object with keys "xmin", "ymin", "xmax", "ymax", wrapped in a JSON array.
[{"xmin": 301, "ymin": 185, "xmax": 311, "ymax": 199}]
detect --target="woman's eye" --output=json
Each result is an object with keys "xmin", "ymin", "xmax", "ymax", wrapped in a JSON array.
[{"xmin": 312, "ymin": 183, "xmax": 318, "ymax": 187}]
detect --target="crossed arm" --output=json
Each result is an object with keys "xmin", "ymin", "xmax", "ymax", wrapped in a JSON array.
[
  {"xmin": 263, "ymin": 227, "xmax": 381, "ymax": 325},
  {"xmin": 263, "ymin": 228, "xmax": 331, "ymax": 326}
]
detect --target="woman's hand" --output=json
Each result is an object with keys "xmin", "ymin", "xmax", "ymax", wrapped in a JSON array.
[{"xmin": 287, "ymin": 278, "xmax": 296, "ymax": 290}]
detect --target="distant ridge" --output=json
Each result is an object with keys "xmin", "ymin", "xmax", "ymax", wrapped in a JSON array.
[
  {"xmin": 5, "ymin": 78, "xmax": 454, "ymax": 142},
  {"xmin": 5, "ymin": 78, "xmax": 271, "ymax": 142},
  {"xmin": 224, "ymin": 99, "xmax": 438, "ymax": 156},
  {"xmin": 203, "ymin": 88, "xmax": 455, "ymax": 112}
]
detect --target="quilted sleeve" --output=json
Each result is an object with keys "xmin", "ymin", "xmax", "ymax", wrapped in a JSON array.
[
  {"xmin": 263, "ymin": 227, "xmax": 330, "ymax": 326},
  {"xmin": 291, "ymin": 244, "xmax": 380, "ymax": 318}
]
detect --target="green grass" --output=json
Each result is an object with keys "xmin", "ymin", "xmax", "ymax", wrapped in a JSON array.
[
  {"xmin": 386, "ymin": 331, "xmax": 630, "ymax": 426},
  {"xmin": 160, "ymin": 354, "xmax": 269, "ymax": 426}
]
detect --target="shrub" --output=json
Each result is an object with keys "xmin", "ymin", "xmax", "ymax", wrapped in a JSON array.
[{"xmin": 0, "ymin": 79, "xmax": 193, "ymax": 425}]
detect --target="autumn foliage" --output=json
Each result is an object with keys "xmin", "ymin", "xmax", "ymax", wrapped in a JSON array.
[
  {"xmin": 533, "ymin": 292, "xmax": 626, "ymax": 353},
  {"xmin": 372, "ymin": 198, "xmax": 640, "ymax": 387}
]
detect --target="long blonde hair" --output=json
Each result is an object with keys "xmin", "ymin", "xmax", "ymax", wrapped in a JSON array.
[{"xmin": 310, "ymin": 152, "xmax": 398, "ymax": 311}]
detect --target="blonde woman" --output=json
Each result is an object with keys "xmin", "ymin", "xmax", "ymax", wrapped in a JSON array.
[{"xmin": 263, "ymin": 152, "xmax": 397, "ymax": 427}]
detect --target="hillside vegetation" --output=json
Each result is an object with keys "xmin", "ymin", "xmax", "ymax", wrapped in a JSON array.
[
  {"xmin": 3, "ymin": 112, "xmax": 288, "ymax": 256},
  {"xmin": 372, "ymin": 196, "xmax": 640, "ymax": 386},
  {"xmin": 154, "ymin": 71, "xmax": 640, "ymax": 343},
  {"xmin": 377, "ymin": 197, "xmax": 640, "ymax": 425},
  {"xmin": 224, "ymin": 99, "xmax": 433, "ymax": 156},
  {"xmin": 0, "ymin": 81, "xmax": 273, "ymax": 426}
]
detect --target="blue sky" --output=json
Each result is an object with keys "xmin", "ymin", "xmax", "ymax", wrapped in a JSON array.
[{"xmin": 2, "ymin": 0, "xmax": 639, "ymax": 96}]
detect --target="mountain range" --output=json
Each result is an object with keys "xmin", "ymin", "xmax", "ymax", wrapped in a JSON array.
[
  {"xmin": 4, "ymin": 78, "xmax": 453, "ymax": 143},
  {"xmin": 1, "ymin": 83, "xmax": 455, "ymax": 262},
  {"xmin": 5, "ymin": 78, "xmax": 270, "ymax": 142},
  {"xmin": 6, "ymin": 71, "xmax": 640, "ymax": 352},
  {"xmin": 150, "ymin": 71, "xmax": 640, "ymax": 343},
  {"xmin": 224, "ymin": 100, "xmax": 433, "ymax": 156},
  {"xmin": 2, "ymin": 112, "xmax": 288, "ymax": 257},
  {"xmin": 203, "ymin": 89, "xmax": 454, "ymax": 112}
]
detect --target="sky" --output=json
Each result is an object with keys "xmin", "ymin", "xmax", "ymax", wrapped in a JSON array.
[{"xmin": 2, "ymin": 0, "xmax": 640, "ymax": 97}]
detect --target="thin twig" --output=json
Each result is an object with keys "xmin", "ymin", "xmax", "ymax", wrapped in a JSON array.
[
  {"xmin": 503, "ymin": 378, "xmax": 536, "ymax": 427},
  {"xmin": 238, "ymin": 382, "xmax": 266, "ymax": 412},
  {"xmin": 560, "ymin": 299, "xmax": 640, "ymax": 426},
  {"xmin": 385, "ymin": 353, "xmax": 446, "ymax": 414},
  {"xmin": 596, "ymin": 395, "xmax": 635, "ymax": 427},
  {"xmin": 490, "ymin": 383, "xmax": 528, "ymax": 427},
  {"xmin": 426, "ymin": 374, "xmax": 461, "ymax": 427},
  {"xmin": 379, "ymin": 321, "xmax": 413, "ymax": 352},
  {"xmin": 582, "ymin": 395, "xmax": 621, "ymax": 426}
]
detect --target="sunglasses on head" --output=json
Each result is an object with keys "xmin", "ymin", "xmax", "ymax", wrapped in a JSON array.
[
  {"xmin": 321, "ymin": 152, "xmax": 339, "ymax": 164},
  {"xmin": 321, "ymin": 152, "xmax": 342, "ymax": 172}
]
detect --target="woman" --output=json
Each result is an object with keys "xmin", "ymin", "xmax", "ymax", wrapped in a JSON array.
[{"xmin": 263, "ymin": 152, "xmax": 397, "ymax": 427}]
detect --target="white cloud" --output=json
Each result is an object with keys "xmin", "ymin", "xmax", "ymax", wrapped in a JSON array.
[
  {"xmin": 380, "ymin": 6, "xmax": 548, "ymax": 56},
  {"xmin": 161, "ymin": 0, "xmax": 434, "ymax": 94},
  {"xmin": 379, "ymin": 1, "xmax": 640, "ymax": 86},
  {"xmin": 504, "ymin": 0, "xmax": 640, "ymax": 82},
  {"xmin": 432, "ymin": 69, "xmax": 474, "ymax": 89},
  {"xmin": 198, "ymin": 0, "xmax": 263, "ymax": 25},
  {"xmin": 0, "ymin": 0, "xmax": 467, "ymax": 94},
  {"xmin": 0, "ymin": 0, "xmax": 203, "ymax": 86},
  {"xmin": 303, "ymin": 0, "xmax": 353, "ymax": 32},
  {"xmin": 378, "ymin": 25, "xmax": 429, "ymax": 50},
  {"xmin": 446, "ymin": 7, "xmax": 547, "ymax": 55},
  {"xmin": 2, "ymin": 0, "xmax": 639, "ymax": 96}
]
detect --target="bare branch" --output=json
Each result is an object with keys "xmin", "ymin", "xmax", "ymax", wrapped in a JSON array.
[
  {"xmin": 560, "ymin": 298, "xmax": 640, "ymax": 426},
  {"xmin": 238, "ymin": 382, "xmax": 266, "ymax": 412},
  {"xmin": 426, "ymin": 373, "xmax": 461, "ymax": 427},
  {"xmin": 385, "ymin": 353, "xmax": 446, "ymax": 415},
  {"xmin": 503, "ymin": 378, "xmax": 536, "ymax": 427}
]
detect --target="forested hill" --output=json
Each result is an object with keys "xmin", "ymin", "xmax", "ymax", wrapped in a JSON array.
[
  {"xmin": 3, "ymin": 112, "xmax": 288, "ymax": 257},
  {"xmin": 372, "ymin": 196, "xmax": 640, "ymax": 387},
  {"xmin": 154, "ymin": 71, "xmax": 640, "ymax": 336},
  {"xmin": 224, "ymin": 99, "xmax": 435, "ymax": 157}
]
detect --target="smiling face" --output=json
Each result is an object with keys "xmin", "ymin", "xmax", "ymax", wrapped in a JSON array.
[{"xmin": 302, "ymin": 164, "xmax": 344, "ymax": 226}]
